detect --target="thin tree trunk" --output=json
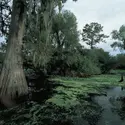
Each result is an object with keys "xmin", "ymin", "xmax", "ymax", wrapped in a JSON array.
[
  {"xmin": 0, "ymin": 0, "xmax": 28, "ymax": 107},
  {"xmin": 90, "ymin": 41, "xmax": 93, "ymax": 49},
  {"xmin": 123, "ymin": 39, "xmax": 125, "ymax": 49}
]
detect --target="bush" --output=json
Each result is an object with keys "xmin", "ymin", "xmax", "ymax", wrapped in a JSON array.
[{"xmin": 77, "ymin": 56, "xmax": 101, "ymax": 75}]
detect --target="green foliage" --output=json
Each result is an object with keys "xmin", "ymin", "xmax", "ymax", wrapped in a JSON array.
[
  {"xmin": 24, "ymin": 0, "xmax": 56, "ymax": 67},
  {"xmin": 90, "ymin": 49, "xmax": 115, "ymax": 73},
  {"xmin": 111, "ymin": 25, "xmax": 125, "ymax": 49},
  {"xmin": 24, "ymin": 3, "xmax": 79, "ymax": 69},
  {"xmin": 82, "ymin": 22, "xmax": 108, "ymax": 49},
  {"xmin": 1, "ymin": 74, "xmax": 120, "ymax": 125},
  {"xmin": 75, "ymin": 48, "xmax": 116, "ymax": 75},
  {"xmin": 47, "ymin": 10, "xmax": 81, "ymax": 75},
  {"xmin": 48, "ymin": 76, "xmax": 108, "ymax": 107},
  {"xmin": 0, "ymin": 0, "xmax": 11, "ymax": 36},
  {"xmin": 52, "ymin": 10, "xmax": 79, "ymax": 49},
  {"xmin": 116, "ymin": 54, "xmax": 125, "ymax": 69},
  {"xmin": 77, "ymin": 56, "xmax": 101, "ymax": 75},
  {"xmin": 0, "ymin": 0, "xmax": 115, "ymax": 77},
  {"xmin": 87, "ymin": 49, "xmax": 117, "ymax": 73}
]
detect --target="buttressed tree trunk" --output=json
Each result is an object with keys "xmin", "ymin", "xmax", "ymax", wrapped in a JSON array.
[{"xmin": 0, "ymin": 0, "xmax": 28, "ymax": 107}]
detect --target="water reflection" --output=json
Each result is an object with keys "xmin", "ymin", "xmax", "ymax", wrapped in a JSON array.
[
  {"xmin": 94, "ymin": 86, "xmax": 125, "ymax": 125},
  {"xmin": 114, "ymin": 96, "xmax": 125, "ymax": 120},
  {"xmin": 121, "ymin": 86, "xmax": 125, "ymax": 91}
]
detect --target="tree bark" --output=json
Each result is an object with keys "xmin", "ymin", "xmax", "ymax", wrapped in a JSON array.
[
  {"xmin": 123, "ymin": 39, "xmax": 125, "ymax": 49},
  {"xmin": 0, "ymin": 0, "xmax": 28, "ymax": 107},
  {"xmin": 90, "ymin": 43, "xmax": 93, "ymax": 49},
  {"xmin": 90, "ymin": 40, "xmax": 94, "ymax": 49}
]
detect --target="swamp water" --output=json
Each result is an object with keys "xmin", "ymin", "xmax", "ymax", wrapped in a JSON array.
[
  {"xmin": 1, "ymin": 83, "xmax": 125, "ymax": 125},
  {"xmin": 50, "ymin": 86, "xmax": 125, "ymax": 125},
  {"xmin": 93, "ymin": 86, "xmax": 125, "ymax": 125}
]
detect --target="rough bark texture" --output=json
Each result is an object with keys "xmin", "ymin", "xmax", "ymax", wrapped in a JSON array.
[{"xmin": 0, "ymin": 0, "xmax": 28, "ymax": 103}]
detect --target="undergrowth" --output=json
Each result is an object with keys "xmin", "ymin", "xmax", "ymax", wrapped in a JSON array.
[{"xmin": 0, "ymin": 75, "xmax": 124, "ymax": 125}]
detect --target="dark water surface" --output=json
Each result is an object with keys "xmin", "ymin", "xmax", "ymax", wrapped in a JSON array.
[
  {"xmin": 94, "ymin": 86, "xmax": 125, "ymax": 125},
  {"xmin": 1, "ymin": 79, "xmax": 125, "ymax": 125}
]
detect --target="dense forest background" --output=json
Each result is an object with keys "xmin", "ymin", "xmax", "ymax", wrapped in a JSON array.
[
  {"xmin": 1, "ymin": 0, "xmax": 125, "ymax": 78},
  {"xmin": 0, "ymin": 0, "xmax": 125, "ymax": 125}
]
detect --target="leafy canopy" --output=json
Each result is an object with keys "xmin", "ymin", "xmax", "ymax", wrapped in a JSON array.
[
  {"xmin": 82, "ymin": 22, "xmax": 108, "ymax": 49},
  {"xmin": 111, "ymin": 25, "xmax": 125, "ymax": 50}
]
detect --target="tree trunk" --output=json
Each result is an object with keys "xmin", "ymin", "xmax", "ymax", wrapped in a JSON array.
[
  {"xmin": 90, "ymin": 41, "xmax": 93, "ymax": 49},
  {"xmin": 0, "ymin": 0, "xmax": 28, "ymax": 107},
  {"xmin": 123, "ymin": 39, "xmax": 125, "ymax": 49}
]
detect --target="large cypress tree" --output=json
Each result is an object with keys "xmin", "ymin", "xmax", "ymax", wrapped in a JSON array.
[{"xmin": 0, "ymin": 0, "xmax": 28, "ymax": 107}]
